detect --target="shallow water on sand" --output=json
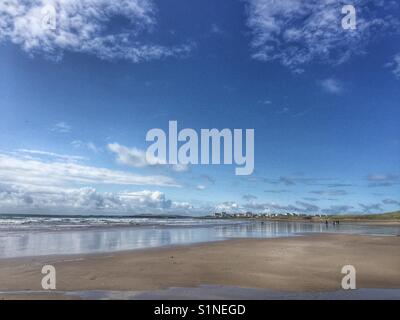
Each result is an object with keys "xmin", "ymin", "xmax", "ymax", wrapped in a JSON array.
[
  {"xmin": 0, "ymin": 220, "xmax": 399, "ymax": 258},
  {"xmin": 1, "ymin": 286, "xmax": 400, "ymax": 300}
]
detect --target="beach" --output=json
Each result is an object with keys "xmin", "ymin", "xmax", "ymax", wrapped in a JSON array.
[{"xmin": 1, "ymin": 233, "xmax": 399, "ymax": 299}]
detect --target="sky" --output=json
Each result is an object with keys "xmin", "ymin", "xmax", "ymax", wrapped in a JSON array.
[{"xmin": 0, "ymin": 0, "xmax": 399, "ymax": 216}]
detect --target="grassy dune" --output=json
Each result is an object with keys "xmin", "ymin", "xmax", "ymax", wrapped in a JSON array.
[{"xmin": 326, "ymin": 211, "xmax": 400, "ymax": 221}]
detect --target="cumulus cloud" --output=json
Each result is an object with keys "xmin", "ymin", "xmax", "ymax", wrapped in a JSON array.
[
  {"xmin": 118, "ymin": 190, "xmax": 172, "ymax": 209},
  {"xmin": 246, "ymin": 201, "xmax": 306, "ymax": 213},
  {"xmin": 108, "ymin": 143, "xmax": 188, "ymax": 172},
  {"xmin": 0, "ymin": 149, "xmax": 190, "ymax": 214},
  {"xmin": 215, "ymin": 200, "xmax": 320, "ymax": 214},
  {"xmin": 0, "ymin": 0, "xmax": 192, "ymax": 62},
  {"xmin": 214, "ymin": 198, "xmax": 392, "ymax": 215},
  {"xmin": 0, "ymin": 183, "xmax": 192, "ymax": 214},
  {"xmin": 213, "ymin": 199, "xmax": 390, "ymax": 215},
  {"xmin": 215, "ymin": 201, "xmax": 240, "ymax": 212},
  {"xmin": 245, "ymin": 0, "xmax": 399, "ymax": 71}
]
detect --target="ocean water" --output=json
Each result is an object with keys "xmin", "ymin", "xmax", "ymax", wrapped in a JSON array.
[{"xmin": 0, "ymin": 215, "xmax": 399, "ymax": 258}]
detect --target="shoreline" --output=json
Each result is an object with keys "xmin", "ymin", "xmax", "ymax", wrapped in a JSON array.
[
  {"xmin": 2, "ymin": 287, "xmax": 400, "ymax": 300},
  {"xmin": 0, "ymin": 233, "xmax": 399, "ymax": 299},
  {"xmin": 0, "ymin": 230, "xmax": 398, "ymax": 263}
]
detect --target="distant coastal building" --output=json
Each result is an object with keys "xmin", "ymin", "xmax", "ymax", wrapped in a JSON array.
[{"xmin": 213, "ymin": 211, "xmax": 325, "ymax": 219}]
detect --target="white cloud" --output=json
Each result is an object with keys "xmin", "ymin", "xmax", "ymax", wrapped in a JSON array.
[
  {"xmin": 0, "ymin": 0, "xmax": 192, "ymax": 62},
  {"xmin": 196, "ymin": 184, "xmax": 206, "ymax": 190},
  {"xmin": 245, "ymin": 0, "xmax": 399, "ymax": 71},
  {"xmin": 215, "ymin": 201, "xmax": 240, "ymax": 212},
  {"xmin": 0, "ymin": 183, "xmax": 190, "ymax": 214},
  {"xmin": 0, "ymin": 152, "xmax": 179, "ymax": 189},
  {"xmin": 242, "ymin": 194, "xmax": 257, "ymax": 201},
  {"xmin": 108, "ymin": 143, "xmax": 188, "ymax": 172},
  {"xmin": 322, "ymin": 205, "xmax": 354, "ymax": 214},
  {"xmin": 0, "ymin": 149, "xmax": 187, "ymax": 213},
  {"xmin": 16, "ymin": 148, "xmax": 85, "ymax": 162},
  {"xmin": 386, "ymin": 53, "xmax": 400, "ymax": 79},
  {"xmin": 382, "ymin": 198, "xmax": 400, "ymax": 206},
  {"xmin": 319, "ymin": 78, "xmax": 344, "ymax": 94},
  {"xmin": 108, "ymin": 143, "xmax": 150, "ymax": 168},
  {"xmin": 51, "ymin": 121, "xmax": 70, "ymax": 133},
  {"xmin": 71, "ymin": 140, "xmax": 101, "ymax": 153},
  {"xmin": 215, "ymin": 200, "xmax": 320, "ymax": 214},
  {"xmin": 367, "ymin": 173, "xmax": 400, "ymax": 187},
  {"xmin": 172, "ymin": 163, "xmax": 188, "ymax": 172},
  {"xmin": 210, "ymin": 23, "xmax": 223, "ymax": 35},
  {"xmin": 359, "ymin": 202, "xmax": 383, "ymax": 213},
  {"xmin": 118, "ymin": 190, "xmax": 172, "ymax": 209}
]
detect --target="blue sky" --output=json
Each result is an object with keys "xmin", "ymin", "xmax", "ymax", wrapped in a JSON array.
[{"xmin": 0, "ymin": 0, "xmax": 399, "ymax": 215}]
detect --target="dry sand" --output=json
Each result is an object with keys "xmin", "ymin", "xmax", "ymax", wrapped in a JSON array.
[{"xmin": 0, "ymin": 233, "xmax": 399, "ymax": 299}]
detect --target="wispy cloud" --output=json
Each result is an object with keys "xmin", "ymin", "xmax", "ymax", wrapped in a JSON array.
[
  {"xmin": 326, "ymin": 183, "xmax": 354, "ymax": 188},
  {"xmin": 367, "ymin": 173, "xmax": 400, "ymax": 187},
  {"xmin": 382, "ymin": 198, "xmax": 400, "ymax": 206},
  {"xmin": 322, "ymin": 205, "xmax": 354, "ymax": 215},
  {"xmin": 264, "ymin": 189, "xmax": 289, "ymax": 194},
  {"xmin": 200, "ymin": 174, "xmax": 215, "ymax": 185},
  {"xmin": 242, "ymin": 194, "xmax": 258, "ymax": 201},
  {"xmin": 295, "ymin": 201, "xmax": 319, "ymax": 212},
  {"xmin": 245, "ymin": 0, "xmax": 399, "ymax": 71},
  {"xmin": 319, "ymin": 78, "xmax": 344, "ymax": 94},
  {"xmin": 266, "ymin": 175, "xmax": 331, "ymax": 186},
  {"xmin": 243, "ymin": 200, "xmax": 319, "ymax": 214},
  {"xmin": 0, "ymin": 152, "xmax": 179, "ymax": 189},
  {"xmin": 15, "ymin": 149, "xmax": 85, "ymax": 162},
  {"xmin": 71, "ymin": 140, "xmax": 101, "ymax": 153},
  {"xmin": 386, "ymin": 53, "xmax": 400, "ymax": 79},
  {"xmin": 359, "ymin": 202, "xmax": 383, "ymax": 213},
  {"xmin": 210, "ymin": 23, "xmax": 223, "ymax": 35},
  {"xmin": 302, "ymin": 197, "xmax": 319, "ymax": 202},
  {"xmin": 51, "ymin": 121, "xmax": 71, "ymax": 133},
  {"xmin": 0, "ymin": 0, "xmax": 192, "ymax": 62},
  {"xmin": 310, "ymin": 189, "xmax": 349, "ymax": 197}
]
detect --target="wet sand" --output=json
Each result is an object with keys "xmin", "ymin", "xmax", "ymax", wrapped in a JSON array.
[{"xmin": 0, "ymin": 233, "xmax": 399, "ymax": 299}]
